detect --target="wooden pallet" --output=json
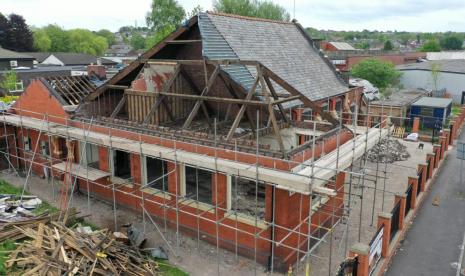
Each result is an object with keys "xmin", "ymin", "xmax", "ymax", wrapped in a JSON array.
[{"xmin": 392, "ymin": 126, "xmax": 405, "ymax": 138}]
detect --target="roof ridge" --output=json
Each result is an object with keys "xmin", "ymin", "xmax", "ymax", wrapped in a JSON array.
[{"xmin": 206, "ymin": 11, "xmax": 293, "ymax": 25}]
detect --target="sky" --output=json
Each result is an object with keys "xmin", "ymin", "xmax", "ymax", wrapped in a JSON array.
[{"xmin": 1, "ymin": 0, "xmax": 464, "ymax": 32}]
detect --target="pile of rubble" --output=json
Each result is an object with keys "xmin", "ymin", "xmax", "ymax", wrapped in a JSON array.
[
  {"xmin": 366, "ymin": 138, "xmax": 410, "ymax": 163},
  {"xmin": 0, "ymin": 194, "xmax": 42, "ymax": 222}
]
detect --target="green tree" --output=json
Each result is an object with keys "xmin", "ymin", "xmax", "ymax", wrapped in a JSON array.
[
  {"xmin": 351, "ymin": 58, "xmax": 402, "ymax": 93},
  {"xmin": 383, "ymin": 40, "xmax": 394, "ymax": 51},
  {"xmin": 42, "ymin": 24, "xmax": 70, "ymax": 52},
  {"xmin": 355, "ymin": 41, "xmax": 370, "ymax": 49},
  {"xmin": 441, "ymin": 36, "xmax": 462, "ymax": 50},
  {"xmin": 33, "ymin": 29, "xmax": 52, "ymax": 51},
  {"xmin": 430, "ymin": 62, "xmax": 441, "ymax": 92},
  {"xmin": 214, "ymin": 0, "xmax": 290, "ymax": 21},
  {"xmin": 145, "ymin": 27, "xmax": 173, "ymax": 49},
  {"xmin": 67, "ymin": 29, "xmax": 108, "ymax": 56},
  {"xmin": 188, "ymin": 5, "xmax": 204, "ymax": 18},
  {"xmin": 96, "ymin": 29, "xmax": 116, "ymax": 46},
  {"xmin": 130, "ymin": 33, "xmax": 146, "ymax": 50},
  {"xmin": 146, "ymin": 0, "xmax": 185, "ymax": 32},
  {"xmin": 420, "ymin": 39, "xmax": 441, "ymax": 52},
  {"xmin": 0, "ymin": 71, "xmax": 18, "ymax": 94}
]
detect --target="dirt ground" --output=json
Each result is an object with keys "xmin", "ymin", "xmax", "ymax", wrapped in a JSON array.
[{"xmin": 0, "ymin": 138, "xmax": 432, "ymax": 276}]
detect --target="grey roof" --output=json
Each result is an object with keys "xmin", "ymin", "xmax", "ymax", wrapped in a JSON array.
[
  {"xmin": 412, "ymin": 97, "xmax": 452, "ymax": 108},
  {"xmin": 328, "ymin": 42, "xmax": 355, "ymax": 51},
  {"xmin": 23, "ymin": 52, "xmax": 51, "ymax": 63},
  {"xmin": 397, "ymin": 60, "xmax": 465, "ymax": 74},
  {"xmin": 48, "ymin": 53, "xmax": 117, "ymax": 66},
  {"xmin": 0, "ymin": 48, "xmax": 34, "ymax": 60},
  {"xmin": 370, "ymin": 89, "xmax": 428, "ymax": 107},
  {"xmin": 199, "ymin": 12, "xmax": 348, "ymax": 103}
]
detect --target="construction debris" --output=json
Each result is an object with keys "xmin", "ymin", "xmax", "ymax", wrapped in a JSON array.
[
  {"xmin": 366, "ymin": 138, "xmax": 410, "ymax": 163},
  {"xmin": 0, "ymin": 194, "xmax": 42, "ymax": 222},
  {"xmin": 6, "ymin": 222, "xmax": 161, "ymax": 275}
]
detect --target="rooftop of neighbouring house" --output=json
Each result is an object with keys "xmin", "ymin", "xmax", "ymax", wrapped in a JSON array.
[
  {"xmin": 412, "ymin": 97, "xmax": 453, "ymax": 108},
  {"xmin": 0, "ymin": 47, "xmax": 34, "ymax": 60},
  {"xmin": 370, "ymin": 89, "xmax": 430, "ymax": 107},
  {"xmin": 397, "ymin": 59, "xmax": 465, "ymax": 74},
  {"xmin": 326, "ymin": 41, "xmax": 356, "ymax": 51},
  {"xmin": 24, "ymin": 52, "xmax": 118, "ymax": 66}
]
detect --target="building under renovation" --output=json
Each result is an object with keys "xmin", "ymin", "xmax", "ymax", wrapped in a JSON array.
[{"xmin": 0, "ymin": 12, "xmax": 394, "ymax": 272}]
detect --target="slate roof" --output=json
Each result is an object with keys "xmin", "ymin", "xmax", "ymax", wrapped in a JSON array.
[
  {"xmin": 23, "ymin": 52, "xmax": 51, "ymax": 63},
  {"xmin": 397, "ymin": 60, "xmax": 465, "ymax": 74},
  {"xmin": 199, "ymin": 12, "xmax": 348, "ymax": 103},
  {"xmin": 370, "ymin": 89, "xmax": 428, "ymax": 107},
  {"xmin": 0, "ymin": 48, "xmax": 34, "ymax": 60},
  {"xmin": 52, "ymin": 53, "xmax": 117, "ymax": 66}
]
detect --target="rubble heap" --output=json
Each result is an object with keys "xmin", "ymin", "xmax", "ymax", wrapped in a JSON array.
[{"xmin": 366, "ymin": 138, "xmax": 410, "ymax": 163}]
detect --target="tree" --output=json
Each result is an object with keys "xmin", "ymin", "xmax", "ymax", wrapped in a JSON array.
[
  {"xmin": 0, "ymin": 71, "xmax": 18, "ymax": 94},
  {"xmin": 420, "ymin": 39, "xmax": 441, "ymax": 52},
  {"xmin": 42, "ymin": 24, "xmax": 70, "ymax": 52},
  {"xmin": 146, "ymin": 0, "xmax": 185, "ymax": 32},
  {"xmin": 6, "ymin": 14, "xmax": 34, "ymax": 51},
  {"xmin": 187, "ymin": 5, "xmax": 204, "ymax": 18},
  {"xmin": 33, "ymin": 29, "xmax": 52, "ymax": 51},
  {"xmin": 430, "ymin": 62, "xmax": 441, "ymax": 92},
  {"xmin": 67, "ymin": 29, "xmax": 108, "ymax": 56},
  {"xmin": 96, "ymin": 29, "xmax": 116, "ymax": 46},
  {"xmin": 130, "ymin": 33, "xmax": 146, "ymax": 50},
  {"xmin": 383, "ymin": 40, "xmax": 394, "ymax": 51},
  {"xmin": 145, "ymin": 27, "xmax": 173, "ymax": 49},
  {"xmin": 355, "ymin": 41, "xmax": 370, "ymax": 50},
  {"xmin": 214, "ymin": 0, "xmax": 290, "ymax": 21},
  {"xmin": 351, "ymin": 58, "xmax": 402, "ymax": 93},
  {"xmin": 0, "ymin": 13, "xmax": 9, "ymax": 48},
  {"xmin": 441, "ymin": 36, "xmax": 462, "ymax": 50}
]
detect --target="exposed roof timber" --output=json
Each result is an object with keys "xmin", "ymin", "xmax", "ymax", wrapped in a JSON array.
[
  {"xmin": 83, "ymin": 15, "xmax": 199, "ymax": 102},
  {"xmin": 166, "ymin": 40, "xmax": 202, "ymax": 44}
]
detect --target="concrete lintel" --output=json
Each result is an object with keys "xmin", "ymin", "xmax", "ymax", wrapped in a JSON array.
[
  {"xmin": 378, "ymin": 212, "xmax": 392, "ymax": 219},
  {"xmin": 350, "ymin": 243, "xmax": 370, "ymax": 255}
]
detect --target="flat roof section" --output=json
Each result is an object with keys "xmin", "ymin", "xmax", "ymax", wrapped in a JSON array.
[{"xmin": 412, "ymin": 97, "xmax": 453, "ymax": 108}]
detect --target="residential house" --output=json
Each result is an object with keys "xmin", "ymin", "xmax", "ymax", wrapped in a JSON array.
[{"xmin": 0, "ymin": 48, "xmax": 34, "ymax": 70}]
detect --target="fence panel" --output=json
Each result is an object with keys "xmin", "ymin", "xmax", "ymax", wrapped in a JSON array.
[
  {"xmin": 405, "ymin": 185, "xmax": 413, "ymax": 217},
  {"xmin": 390, "ymin": 201, "xmax": 401, "ymax": 242},
  {"xmin": 417, "ymin": 169, "xmax": 423, "ymax": 196}
]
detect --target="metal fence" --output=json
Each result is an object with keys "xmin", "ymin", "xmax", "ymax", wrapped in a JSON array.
[
  {"xmin": 405, "ymin": 185, "xmax": 413, "ymax": 217},
  {"xmin": 390, "ymin": 201, "xmax": 401, "ymax": 242},
  {"xmin": 417, "ymin": 169, "xmax": 423, "ymax": 196}
]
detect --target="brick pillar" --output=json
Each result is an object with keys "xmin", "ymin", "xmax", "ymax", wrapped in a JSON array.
[
  {"xmin": 293, "ymin": 107, "xmax": 304, "ymax": 121},
  {"xmin": 426, "ymin": 154, "xmax": 435, "ymax": 177},
  {"xmin": 348, "ymin": 243, "xmax": 370, "ymax": 276},
  {"xmin": 212, "ymin": 172, "xmax": 227, "ymax": 215},
  {"xmin": 412, "ymin": 117, "xmax": 421, "ymax": 133},
  {"xmin": 440, "ymin": 134, "xmax": 448, "ymax": 152},
  {"xmin": 444, "ymin": 129, "xmax": 451, "ymax": 149},
  {"xmin": 433, "ymin": 145, "xmax": 441, "ymax": 166},
  {"xmin": 377, "ymin": 212, "xmax": 392, "ymax": 258},
  {"xmin": 418, "ymin": 164, "xmax": 427, "ymax": 193},
  {"xmin": 409, "ymin": 176, "xmax": 419, "ymax": 209},
  {"xmin": 394, "ymin": 193, "xmax": 406, "ymax": 230}
]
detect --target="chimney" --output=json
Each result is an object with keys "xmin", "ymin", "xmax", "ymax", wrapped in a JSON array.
[{"xmin": 87, "ymin": 64, "xmax": 106, "ymax": 80}]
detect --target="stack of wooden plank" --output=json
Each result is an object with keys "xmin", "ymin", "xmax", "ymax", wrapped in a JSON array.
[{"xmin": 6, "ymin": 221, "xmax": 160, "ymax": 275}]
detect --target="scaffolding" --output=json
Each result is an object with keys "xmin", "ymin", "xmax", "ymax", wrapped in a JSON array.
[{"xmin": 0, "ymin": 67, "xmax": 438, "ymax": 275}]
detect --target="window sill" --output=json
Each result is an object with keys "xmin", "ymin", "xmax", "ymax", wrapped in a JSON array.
[
  {"xmin": 311, "ymin": 196, "xmax": 330, "ymax": 212},
  {"xmin": 180, "ymin": 199, "xmax": 215, "ymax": 214},
  {"xmin": 111, "ymin": 176, "xmax": 134, "ymax": 188},
  {"xmin": 224, "ymin": 211, "xmax": 268, "ymax": 230},
  {"xmin": 140, "ymin": 187, "xmax": 172, "ymax": 200}
]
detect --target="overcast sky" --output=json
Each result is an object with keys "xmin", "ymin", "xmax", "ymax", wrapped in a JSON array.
[{"xmin": 2, "ymin": 0, "xmax": 464, "ymax": 32}]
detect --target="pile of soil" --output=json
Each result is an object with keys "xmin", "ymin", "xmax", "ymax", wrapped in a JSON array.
[{"xmin": 366, "ymin": 138, "xmax": 410, "ymax": 163}]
